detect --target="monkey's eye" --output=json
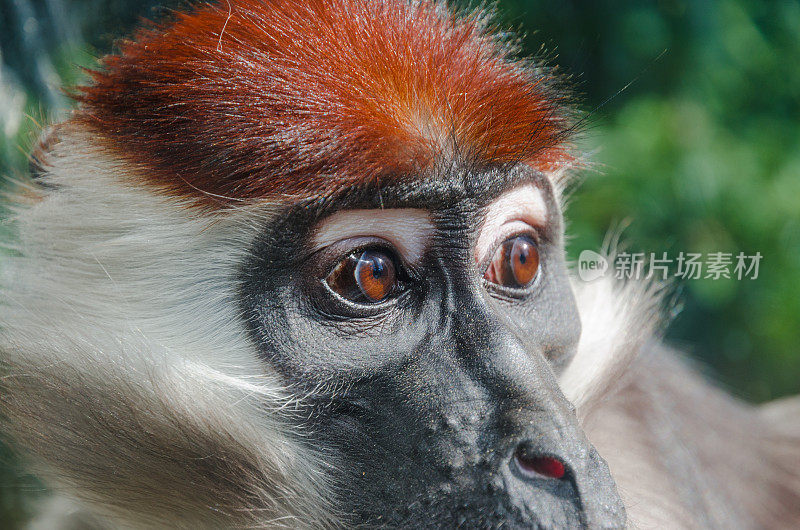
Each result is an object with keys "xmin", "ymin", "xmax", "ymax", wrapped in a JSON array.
[
  {"xmin": 325, "ymin": 248, "xmax": 401, "ymax": 304},
  {"xmin": 484, "ymin": 235, "xmax": 540, "ymax": 289}
]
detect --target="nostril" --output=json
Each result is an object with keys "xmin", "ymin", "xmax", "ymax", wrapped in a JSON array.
[{"xmin": 514, "ymin": 445, "xmax": 566, "ymax": 480}]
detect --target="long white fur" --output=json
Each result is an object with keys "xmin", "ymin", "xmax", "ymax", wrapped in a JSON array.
[
  {"xmin": 560, "ymin": 272, "xmax": 664, "ymax": 417},
  {"xmin": 0, "ymin": 128, "xmax": 337, "ymax": 528}
]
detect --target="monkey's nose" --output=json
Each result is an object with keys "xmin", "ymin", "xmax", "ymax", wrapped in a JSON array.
[
  {"xmin": 514, "ymin": 443, "xmax": 567, "ymax": 480},
  {"xmin": 506, "ymin": 436, "xmax": 626, "ymax": 528}
]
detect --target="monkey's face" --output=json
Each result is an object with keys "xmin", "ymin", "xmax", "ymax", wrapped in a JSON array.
[{"xmin": 241, "ymin": 166, "xmax": 625, "ymax": 528}]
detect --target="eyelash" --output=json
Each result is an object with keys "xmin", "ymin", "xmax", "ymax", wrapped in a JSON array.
[{"xmin": 324, "ymin": 243, "xmax": 410, "ymax": 279}]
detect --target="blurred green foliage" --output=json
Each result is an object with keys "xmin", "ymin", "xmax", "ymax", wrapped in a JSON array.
[
  {"xmin": 492, "ymin": 0, "xmax": 800, "ymax": 403},
  {"xmin": 0, "ymin": 0, "xmax": 798, "ymax": 526}
]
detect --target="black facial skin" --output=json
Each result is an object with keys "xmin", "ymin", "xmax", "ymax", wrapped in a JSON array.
[{"xmin": 240, "ymin": 165, "xmax": 625, "ymax": 528}]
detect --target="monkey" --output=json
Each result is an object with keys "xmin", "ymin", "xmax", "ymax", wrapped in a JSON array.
[{"xmin": 0, "ymin": 0, "xmax": 798, "ymax": 528}]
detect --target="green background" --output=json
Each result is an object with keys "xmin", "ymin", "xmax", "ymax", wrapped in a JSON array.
[{"xmin": 1, "ymin": 0, "xmax": 798, "ymax": 525}]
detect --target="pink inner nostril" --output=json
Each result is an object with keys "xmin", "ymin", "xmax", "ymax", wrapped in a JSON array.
[{"xmin": 515, "ymin": 450, "xmax": 566, "ymax": 479}]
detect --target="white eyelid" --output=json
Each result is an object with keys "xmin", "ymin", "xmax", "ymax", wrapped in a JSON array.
[
  {"xmin": 475, "ymin": 184, "xmax": 548, "ymax": 264},
  {"xmin": 312, "ymin": 209, "xmax": 434, "ymax": 264}
]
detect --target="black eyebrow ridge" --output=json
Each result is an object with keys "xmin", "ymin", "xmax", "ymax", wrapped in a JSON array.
[{"xmin": 291, "ymin": 164, "xmax": 552, "ymax": 222}]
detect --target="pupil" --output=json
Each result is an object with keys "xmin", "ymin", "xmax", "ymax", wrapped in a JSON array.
[
  {"xmin": 370, "ymin": 257, "xmax": 384, "ymax": 278},
  {"xmin": 353, "ymin": 250, "xmax": 397, "ymax": 303}
]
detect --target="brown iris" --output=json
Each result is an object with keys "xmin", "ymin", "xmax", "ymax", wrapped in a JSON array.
[
  {"xmin": 325, "ymin": 249, "xmax": 398, "ymax": 303},
  {"xmin": 484, "ymin": 235, "xmax": 540, "ymax": 288}
]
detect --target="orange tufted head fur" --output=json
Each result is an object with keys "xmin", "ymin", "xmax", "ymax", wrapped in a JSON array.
[{"xmin": 75, "ymin": 0, "xmax": 575, "ymax": 207}]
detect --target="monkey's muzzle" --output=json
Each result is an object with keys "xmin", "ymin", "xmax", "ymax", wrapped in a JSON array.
[{"xmin": 311, "ymin": 359, "xmax": 626, "ymax": 529}]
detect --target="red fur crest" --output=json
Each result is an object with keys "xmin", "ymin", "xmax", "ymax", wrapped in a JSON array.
[{"xmin": 75, "ymin": 0, "xmax": 574, "ymax": 207}]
